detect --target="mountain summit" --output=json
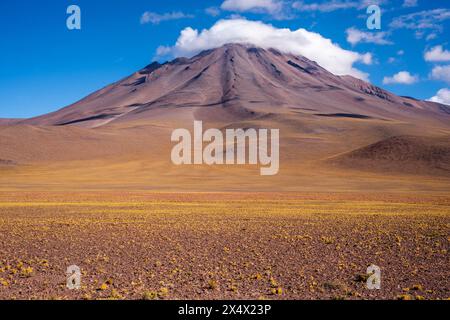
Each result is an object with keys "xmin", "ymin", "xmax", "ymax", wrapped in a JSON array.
[{"xmin": 22, "ymin": 43, "xmax": 449, "ymax": 128}]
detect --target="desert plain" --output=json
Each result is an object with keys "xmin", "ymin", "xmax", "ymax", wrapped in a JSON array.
[{"xmin": 0, "ymin": 191, "xmax": 448, "ymax": 300}]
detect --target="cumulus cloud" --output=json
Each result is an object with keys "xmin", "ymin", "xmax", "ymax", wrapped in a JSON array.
[
  {"xmin": 156, "ymin": 46, "xmax": 172, "ymax": 56},
  {"xmin": 402, "ymin": 0, "xmax": 418, "ymax": 8},
  {"xmin": 424, "ymin": 45, "xmax": 450, "ymax": 62},
  {"xmin": 140, "ymin": 11, "xmax": 194, "ymax": 25},
  {"xmin": 157, "ymin": 19, "xmax": 372, "ymax": 80},
  {"xmin": 346, "ymin": 27, "xmax": 392, "ymax": 45},
  {"xmin": 428, "ymin": 88, "xmax": 450, "ymax": 106},
  {"xmin": 430, "ymin": 65, "xmax": 450, "ymax": 84},
  {"xmin": 383, "ymin": 71, "xmax": 418, "ymax": 85},
  {"xmin": 221, "ymin": 0, "xmax": 283, "ymax": 14}
]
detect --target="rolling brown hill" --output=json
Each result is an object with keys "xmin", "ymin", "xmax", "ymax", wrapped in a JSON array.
[
  {"xmin": 1, "ymin": 43, "xmax": 449, "ymax": 192},
  {"xmin": 329, "ymin": 135, "xmax": 450, "ymax": 177}
]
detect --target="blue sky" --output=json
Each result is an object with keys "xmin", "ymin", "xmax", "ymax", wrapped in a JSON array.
[{"xmin": 0, "ymin": 0, "xmax": 449, "ymax": 118}]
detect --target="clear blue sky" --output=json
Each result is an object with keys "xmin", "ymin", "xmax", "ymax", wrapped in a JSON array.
[{"xmin": 0, "ymin": 0, "xmax": 449, "ymax": 118}]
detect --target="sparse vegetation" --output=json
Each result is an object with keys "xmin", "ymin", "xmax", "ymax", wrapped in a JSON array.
[{"xmin": 0, "ymin": 192, "xmax": 448, "ymax": 300}]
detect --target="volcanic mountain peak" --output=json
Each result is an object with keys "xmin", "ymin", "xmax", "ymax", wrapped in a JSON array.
[{"xmin": 11, "ymin": 43, "xmax": 450, "ymax": 129}]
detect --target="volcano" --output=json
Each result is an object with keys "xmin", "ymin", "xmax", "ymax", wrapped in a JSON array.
[{"xmin": 1, "ymin": 43, "xmax": 449, "ymax": 191}]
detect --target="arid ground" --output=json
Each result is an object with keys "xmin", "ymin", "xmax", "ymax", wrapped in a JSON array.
[{"xmin": 0, "ymin": 192, "xmax": 448, "ymax": 300}]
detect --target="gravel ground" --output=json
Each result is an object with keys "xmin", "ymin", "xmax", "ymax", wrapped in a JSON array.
[{"xmin": 0, "ymin": 192, "xmax": 448, "ymax": 300}]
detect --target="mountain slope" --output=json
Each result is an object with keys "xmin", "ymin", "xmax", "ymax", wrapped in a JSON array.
[
  {"xmin": 20, "ymin": 44, "xmax": 450, "ymax": 129},
  {"xmin": 1, "ymin": 43, "xmax": 450, "ymax": 191}
]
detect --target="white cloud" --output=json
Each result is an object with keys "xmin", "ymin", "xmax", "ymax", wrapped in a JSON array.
[
  {"xmin": 390, "ymin": 9, "xmax": 450, "ymax": 39},
  {"xmin": 221, "ymin": 0, "xmax": 283, "ymax": 14},
  {"xmin": 430, "ymin": 65, "xmax": 450, "ymax": 84},
  {"xmin": 156, "ymin": 46, "xmax": 172, "ymax": 56},
  {"xmin": 346, "ymin": 27, "xmax": 392, "ymax": 45},
  {"xmin": 428, "ymin": 88, "xmax": 450, "ymax": 106},
  {"xmin": 424, "ymin": 45, "xmax": 450, "ymax": 62},
  {"xmin": 383, "ymin": 71, "xmax": 418, "ymax": 85},
  {"xmin": 402, "ymin": 0, "xmax": 418, "ymax": 8},
  {"xmin": 292, "ymin": 0, "xmax": 359, "ymax": 12},
  {"xmin": 388, "ymin": 50, "xmax": 404, "ymax": 63},
  {"xmin": 426, "ymin": 33, "xmax": 438, "ymax": 41},
  {"xmin": 205, "ymin": 7, "xmax": 221, "ymax": 17},
  {"xmin": 140, "ymin": 11, "xmax": 194, "ymax": 25},
  {"xmin": 358, "ymin": 0, "xmax": 387, "ymax": 7},
  {"xmin": 360, "ymin": 52, "xmax": 373, "ymax": 65},
  {"xmin": 158, "ymin": 19, "xmax": 372, "ymax": 80},
  {"xmin": 292, "ymin": 0, "xmax": 387, "ymax": 12},
  {"xmin": 391, "ymin": 9, "xmax": 450, "ymax": 29}
]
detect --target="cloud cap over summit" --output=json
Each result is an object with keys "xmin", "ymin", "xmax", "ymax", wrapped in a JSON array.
[{"xmin": 157, "ymin": 19, "xmax": 372, "ymax": 80}]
